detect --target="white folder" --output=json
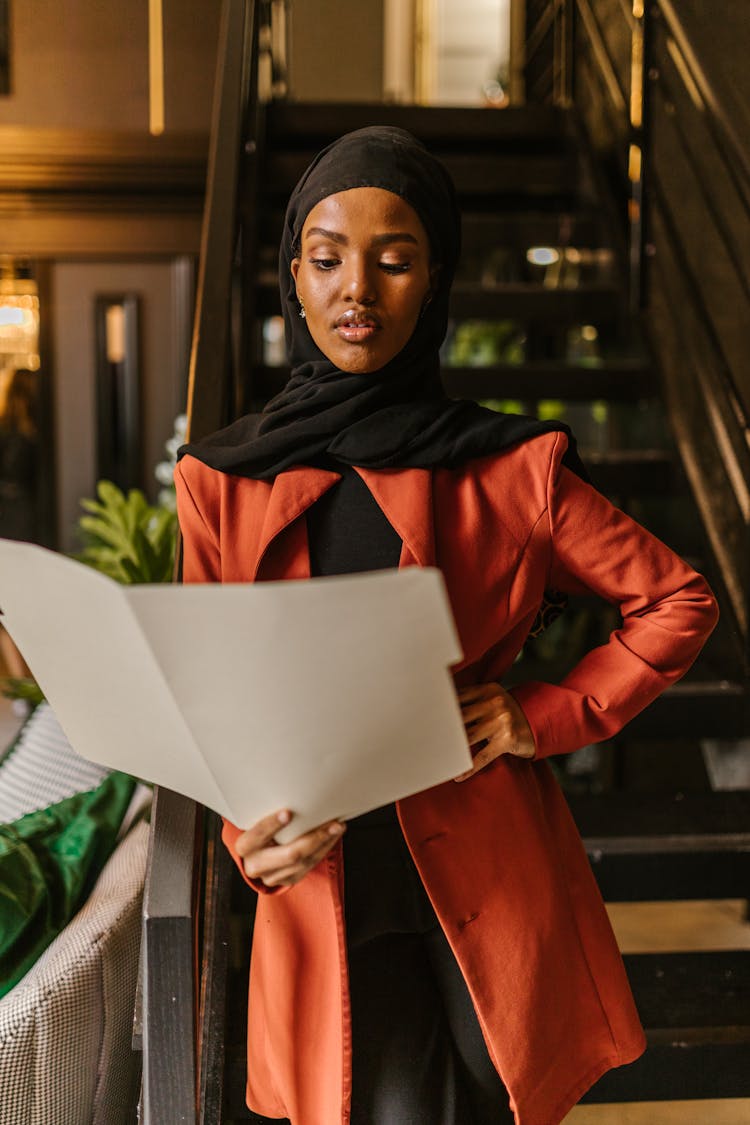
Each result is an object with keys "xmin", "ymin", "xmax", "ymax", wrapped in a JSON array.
[{"xmin": 0, "ymin": 540, "xmax": 471, "ymax": 840}]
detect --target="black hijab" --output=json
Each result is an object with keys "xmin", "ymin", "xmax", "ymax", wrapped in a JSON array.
[{"xmin": 179, "ymin": 125, "xmax": 583, "ymax": 478}]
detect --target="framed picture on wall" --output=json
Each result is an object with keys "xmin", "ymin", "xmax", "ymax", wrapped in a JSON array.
[{"xmin": 94, "ymin": 293, "xmax": 142, "ymax": 492}]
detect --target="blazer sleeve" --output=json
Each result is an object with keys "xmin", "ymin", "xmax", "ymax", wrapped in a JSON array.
[
  {"xmin": 174, "ymin": 457, "xmax": 284, "ymax": 895},
  {"xmin": 510, "ymin": 435, "xmax": 720, "ymax": 759}
]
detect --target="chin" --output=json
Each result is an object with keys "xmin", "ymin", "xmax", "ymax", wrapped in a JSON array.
[{"xmin": 330, "ymin": 349, "xmax": 391, "ymax": 375}]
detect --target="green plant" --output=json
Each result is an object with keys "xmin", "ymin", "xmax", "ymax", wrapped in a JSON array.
[
  {"xmin": 446, "ymin": 320, "xmax": 525, "ymax": 367},
  {"xmin": 1, "ymin": 677, "xmax": 45, "ymax": 706},
  {"xmin": 76, "ymin": 480, "xmax": 177, "ymax": 585}
]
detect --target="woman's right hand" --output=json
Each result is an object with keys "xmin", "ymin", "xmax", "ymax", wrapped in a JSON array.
[{"xmin": 234, "ymin": 809, "xmax": 346, "ymax": 888}]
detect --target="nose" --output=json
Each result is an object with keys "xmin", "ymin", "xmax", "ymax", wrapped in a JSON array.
[{"xmin": 340, "ymin": 254, "xmax": 376, "ymax": 304}]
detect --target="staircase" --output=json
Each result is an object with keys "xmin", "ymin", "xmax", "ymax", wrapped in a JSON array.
[
  {"xmin": 218, "ymin": 98, "xmax": 750, "ymax": 1121},
  {"xmin": 138, "ymin": 2, "xmax": 750, "ymax": 1121}
]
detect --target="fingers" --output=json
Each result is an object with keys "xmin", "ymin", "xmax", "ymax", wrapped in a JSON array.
[
  {"xmin": 454, "ymin": 743, "xmax": 494, "ymax": 782},
  {"xmin": 241, "ymin": 817, "xmax": 346, "ymax": 887},
  {"xmin": 466, "ymin": 718, "xmax": 505, "ymax": 746},
  {"xmin": 457, "ymin": 683, "xmax": 497, "ymax": 704},
  {"xmin": 262, "ymin": 826, "xmax": 343, "ymax": 887},
  {"xmin": 235, "ymin": 808, "xmax": 292, "ymax": 857},
  {"xmin": 454, "ymin": 681, "xmax": 536, "ymax": 780}
]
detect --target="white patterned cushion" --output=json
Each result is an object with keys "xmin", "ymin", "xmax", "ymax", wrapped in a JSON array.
[{"xmin": 0, "ymin": 703, "xmax": 109, "ymax": 822}]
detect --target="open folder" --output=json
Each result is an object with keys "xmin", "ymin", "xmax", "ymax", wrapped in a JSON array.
[{"xmin": 0, "ymin": 540, "xmax": 472, "ymax": 840}]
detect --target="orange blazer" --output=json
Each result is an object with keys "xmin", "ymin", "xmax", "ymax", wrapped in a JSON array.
[{"xmin": 175, "ymin": 431, "xmax": 718, "ymax": 1125}]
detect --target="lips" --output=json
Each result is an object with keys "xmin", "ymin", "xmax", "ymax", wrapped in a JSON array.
[{"xmin": 334, "ymin": 310, "xmax": 381, "ymax": 342}]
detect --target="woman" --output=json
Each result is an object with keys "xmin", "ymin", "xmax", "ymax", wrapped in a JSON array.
[{"xmin": 175, "ymin": 127, "xmax": 718, "ymax": 1125}]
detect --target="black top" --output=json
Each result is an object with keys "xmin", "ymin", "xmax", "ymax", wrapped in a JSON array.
[{"xmin": 306, "ymin": 465, "xmax": 438, "ymax": 947}]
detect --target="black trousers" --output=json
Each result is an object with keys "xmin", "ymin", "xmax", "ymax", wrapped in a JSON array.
[{"xmin": 347, "ymin": 923, "xmax": 516, "ymax": 1125}]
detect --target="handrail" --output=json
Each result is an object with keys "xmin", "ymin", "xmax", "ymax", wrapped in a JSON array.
[
  {"xmin": 522, "ymin": 0, "xmax": 750, "ymax": 655},
  {"xmin": 575, "ymin": 0, "xmax": 627, "ymax": 117},
  {"xmin": 654, "ymin": 0, "xmax": 750, "ymax": 209},
  {"xmin": 653, "ymin": 63, "xmax": 750, "ymax": 310},
  {"xmin": 525, "ymin": 0, "xmax": 564, "ymax": 67}
]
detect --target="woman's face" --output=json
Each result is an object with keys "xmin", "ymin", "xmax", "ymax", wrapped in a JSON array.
[{"xmin": 291, "ymin": 187, "xmax": 437, "ymax": 374}]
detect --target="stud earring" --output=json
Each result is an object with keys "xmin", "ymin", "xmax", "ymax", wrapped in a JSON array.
[{"xmin": 298, "ymin": 298, "xmax": 306, "ymax": 320}]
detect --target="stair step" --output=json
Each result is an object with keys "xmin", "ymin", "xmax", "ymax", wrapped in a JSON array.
[
  {"xmin": 584, "ymin": 448, "xmax": 677, "ymax": 495},
  {"xmin": 221, "ymin": 953, "xmax": 750, "ymax": 1115},
  {"xmin": 582, "ymin": 952, "xmax": 750, "ymax": 1102},
  {"xmin": 265, "ymin": 101, "xmax": 576, "ymax": 149},
  {"xmin": 571, "ymin": 789, "xmax": 750, "ymax": 838},
  {"xmin": 250, "ymin": 362, "xmax": 655, "ymax": 405},
  {"xmin": 262, "ymin": 150, "xmax": 578, "ymax": 203},
  {"xmin": 460, "ymin": 210, "xmax": 608, "ymax": 252},
  {"xmin": 249, "ymin": 208, "xmax": 610, "ymax": 258},
  {"xmin": 449, "ymin": 281, "xmax": 621, "ymax": 322},
  {"xmin": 568, "ymin": 790, "xmax": 750, "ymax": 901},
  {"xmin": 441, "ymin": 361, "xmax": 655, "ymax": 402},
  {"xmin": 255, "ymin": 279, "xmax": 623, "ymax": 323},
  {"xmin": 626, "ymin": 680, "xmax": 748, "ymax": 740}
]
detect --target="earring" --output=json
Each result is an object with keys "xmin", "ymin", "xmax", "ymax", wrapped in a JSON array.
[{"xmin": 298, "ymin": 298, "xmax": 306, "ymax": 320}]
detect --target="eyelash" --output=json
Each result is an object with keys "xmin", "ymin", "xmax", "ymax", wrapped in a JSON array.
[{"xmin": 308, "ymin": 258, "xmax": 412, "ymax": 274}]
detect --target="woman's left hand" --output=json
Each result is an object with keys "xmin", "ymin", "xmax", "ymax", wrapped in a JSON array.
[{"xmin": 454, "ymin": 683, "xmax": 536, "ymax": 781}]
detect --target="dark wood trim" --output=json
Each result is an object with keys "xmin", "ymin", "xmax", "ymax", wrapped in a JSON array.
[
  {"xmin": 0, "ymin": 127, "xmax": 208, "ymax": 194},
  {"xmin": 197, "ymin": 813, "xmax": 234, "ymax": 1124},
  {"xmin": 0, "ymin": 210, "xmax": 203, "ymax": 258},
  {"xmin": 0, "ymin": 129, "xmax": 207, "ymax": 256},
  {"xmin": 141, "ymin": 787, "xmax": 200, "ymax": 1125}
]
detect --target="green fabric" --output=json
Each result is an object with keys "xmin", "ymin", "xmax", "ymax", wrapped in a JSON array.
[{"xmin": 0, "ymin": 770, "xmax": 135, "ymax": 998}]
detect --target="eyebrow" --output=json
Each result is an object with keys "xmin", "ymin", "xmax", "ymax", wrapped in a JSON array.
[{"xmin": 304, "ymin": 227, "xmax": 419, "ymax": 248}]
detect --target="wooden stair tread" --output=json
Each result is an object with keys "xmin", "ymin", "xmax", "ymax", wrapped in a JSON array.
[
  {"xmin": 626, "ymin": 681, "xmax": 747, "ymax": 740},
  {"xmin": 249, "ymin": 208, "xmax": 611, "ymax": 252},
  {"xmin": 255, "ymin": 280, "xmax": 622, "ymax": 322},
  {"xmin": 459, "ymin": 210, "xmax": 608, "ymax": 249},
  {"xmin": 449, "ymin": 281, "xmax": 621, "ymax": 321},
  {"xmin": 584, "ymin": 953, "xmax": 750, "ymax": 1102},
  {"xmin": 250, "ymin": 361, "xmax": 655, "ymax": 404},
  {"xmin": 569, "ymin": 790, "xmax": 750, "ymax": 903},
  {"xmin": 262, "ymin": 149, "xmax": 578, "ymax": 200},
  {"xmin": 265, "ymin": 101, "xmax": 576, "ymax": 147},
  {"xmin": 569, "ymin": 789, "xmax": 750, "ymax": 842},
  {"xmin": 625, "ymin": 951, "xmax": 750, "ymax": 1032}
]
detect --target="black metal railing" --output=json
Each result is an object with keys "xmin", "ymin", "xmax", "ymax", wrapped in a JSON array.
[{"xmin": 524, "ymin": 0, "xmax": 750, "ymax": 662}]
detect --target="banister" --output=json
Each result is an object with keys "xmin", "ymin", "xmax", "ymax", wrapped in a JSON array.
[
  {"xmin": 522, "ymin": 0, "xmax": 750, "ymax": 657},
  {"xmin": 575, "ymin": 0, "xmax": 628, "ymax": 116},
  {"xmin": 654, "ymin": 0, "xmax": 750, "ymax": 209}
]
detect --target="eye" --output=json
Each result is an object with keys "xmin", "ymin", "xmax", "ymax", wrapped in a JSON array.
[
  {"xmin": 309, "ymin": 257, "xmax": 340, "ymax": 271},
  {"xmin": 380, "ymin": 261, "xmax": 412, "ymax": 274}
]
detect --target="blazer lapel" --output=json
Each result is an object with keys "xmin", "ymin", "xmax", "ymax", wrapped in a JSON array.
[
  {"xmin": 252, "ymin": 466, "xmax": 341, "ymax": 580},
  {"xmin": 355, "ymin": 467, "xmax": 436, "ymax": 569}
]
